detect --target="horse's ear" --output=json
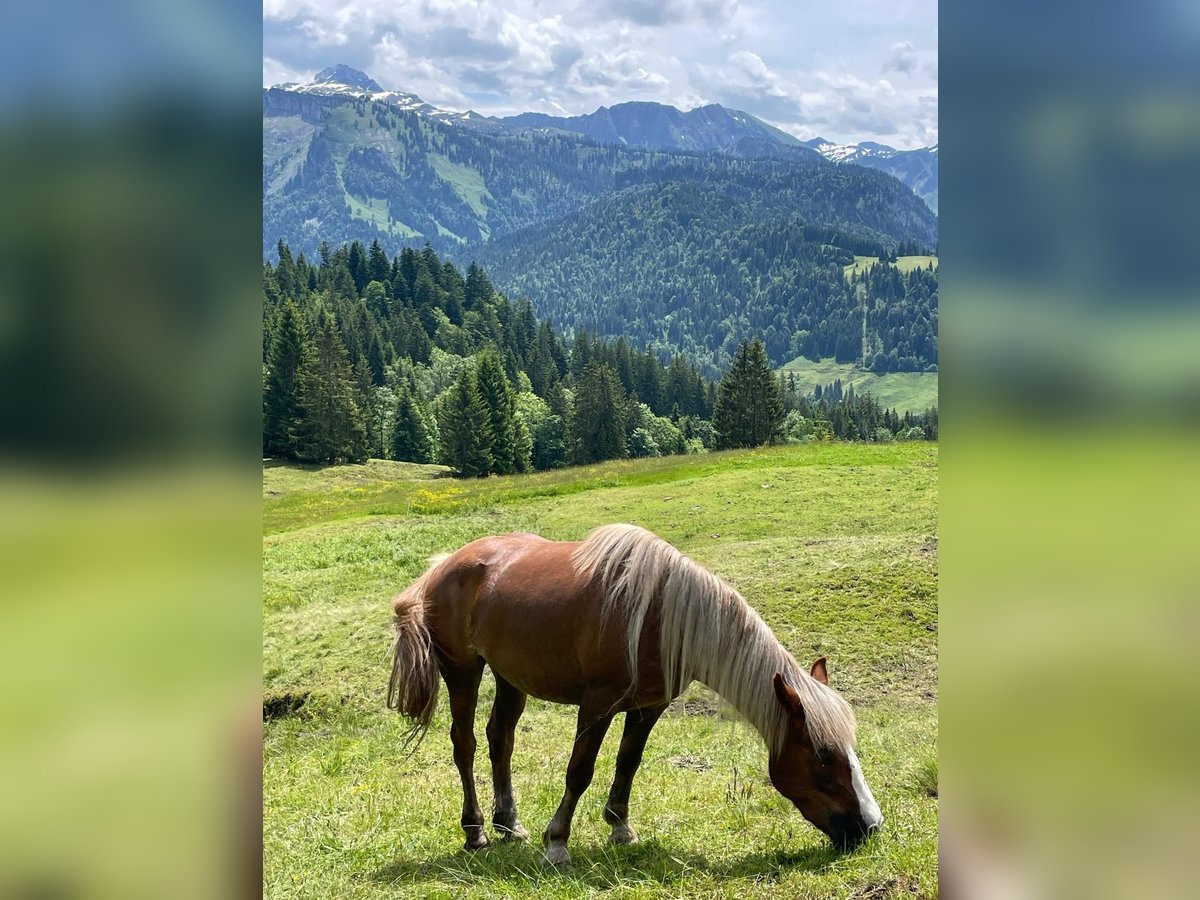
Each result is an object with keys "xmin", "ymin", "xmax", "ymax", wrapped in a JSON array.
[
  {"xmin": 772, "ymin": 672, "xmax": 804, "ymax": 717},
  {"xmin": 810, "ymin": 656, "xmax": 829, "ymax": 686}
]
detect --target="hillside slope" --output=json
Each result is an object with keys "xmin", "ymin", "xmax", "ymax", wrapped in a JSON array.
[
  {"xmin": 263, "ymin": 76, "xmax": 938, "ymax": 260},
  {"xmin": 477, "ymin": 183, "xmax": 935, "ymax": 375}
]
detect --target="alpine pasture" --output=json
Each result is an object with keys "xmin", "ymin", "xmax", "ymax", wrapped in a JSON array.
[{"xmin": 263, "ymin": 443, "xmax": 938, "ymax": 898}]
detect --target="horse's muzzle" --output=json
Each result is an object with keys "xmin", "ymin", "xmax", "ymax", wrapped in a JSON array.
[{"xmin": 829, "ymin": 814, "xmax": 882, "ymax": 851}]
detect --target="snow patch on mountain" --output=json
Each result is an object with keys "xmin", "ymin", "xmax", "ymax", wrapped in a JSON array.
[{"xmin": 273, "ymin": 65, "xmax": 483, "ymax": 122}]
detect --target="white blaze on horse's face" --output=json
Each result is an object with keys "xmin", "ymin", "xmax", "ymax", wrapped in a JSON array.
[{"xmin": 847, "ymin": 747, "xmax": 883, "ymax": 830}]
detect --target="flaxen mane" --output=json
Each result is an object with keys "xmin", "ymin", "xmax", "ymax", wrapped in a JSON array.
[{"xmin": 572, "ymin": 524, "xmax": 856, "ymax": 755}]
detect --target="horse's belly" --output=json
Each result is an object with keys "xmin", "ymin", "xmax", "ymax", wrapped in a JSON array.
[
  {"xmin": 472, "ymin": 609, "xmax": 595, "ymax": 704},
  {"xmin": 470, "ymin": 555, "xmax": 625, "ymax": 705}
]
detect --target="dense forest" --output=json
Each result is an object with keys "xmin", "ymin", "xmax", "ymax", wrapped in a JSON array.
[
  {"xmin": 478, "ymin": 183, "xmax": 939, "ymax": 375},
  {"xmin": 262, "ymin": 241, "xmax": 936, "ymax": 472}
]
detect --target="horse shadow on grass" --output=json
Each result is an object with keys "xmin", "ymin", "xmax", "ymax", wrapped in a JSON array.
[{"xmin": 368, "ymin": 836, "xmax": 844, "ymax": 891}]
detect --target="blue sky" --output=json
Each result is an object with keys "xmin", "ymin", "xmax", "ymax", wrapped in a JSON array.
[{"xmin": 264, "ymin": 0, "xmax": 937, "ymax": 149}]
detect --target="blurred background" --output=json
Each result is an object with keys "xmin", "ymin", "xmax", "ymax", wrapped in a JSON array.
[
  {"xmin": 0, "ymin": 1, "xmax": 262, "ymax": 898},
  {"xmin": 942, "ymin": 0, "xmax": 1200, "ymax": 897},
  {"xmin": 0, "ymin": 0, "xmax": 1198, "ymax": 897}
]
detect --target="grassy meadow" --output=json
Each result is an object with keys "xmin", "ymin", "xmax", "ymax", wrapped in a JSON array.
[
  {"xmin": 843, "ymin": 255, "xmax": 939, "ymax": 279},
  {"xmin": 263, "ymin": 443, "xmax": 938, "ymax": 898},
  {"xmin": 778, "ymin": 357, "xmax": 939, "ymax": 415}
]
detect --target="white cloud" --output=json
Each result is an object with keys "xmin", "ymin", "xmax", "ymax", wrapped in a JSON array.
[
  {"xmin": 262, "ymin": 56, "xmax": 309, "ymax": 87},
  {"xmin": 263, "ymin": 0, "xmax": 937, "ymax": 147},
  {"xmin": 884, "ymin": 41, "xmax": 917, "ymax": 77}
]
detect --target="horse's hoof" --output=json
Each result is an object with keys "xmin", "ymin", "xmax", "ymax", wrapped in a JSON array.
[
  {"xmin": 542, "ymin": 843, "xmax": 571, "ymax": 868},
  {"xmin": 609, "ymin": 824, "xmax": 639, "ymax": 845},
  {"xmin": 463, "ymin": 832, "xmax": 490, "ymax": 852},
  {"xmin": 496, "ymin": 822, "xmax": 529, "ymax": 842}
]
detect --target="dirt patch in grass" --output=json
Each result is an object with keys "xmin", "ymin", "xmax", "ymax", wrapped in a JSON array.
[
  {"xmin": 263, "ymin": 691, "xmax": 310, "ymax": 721},
  {"xmin": 850, "ymin": 875, "xmax": 922, "ymax": 899},
  {"xmin": 669, "ymin": 754, "xmax": 712, "ymax": 772},
  {"xmin": 669, "ymin": 696, "xmax": 719, "ymax": 718}
]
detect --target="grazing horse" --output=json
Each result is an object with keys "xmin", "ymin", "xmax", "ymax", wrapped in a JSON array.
[{"xmin": 387, "ymin": 524, "xmax": 882, "ymax": 866}]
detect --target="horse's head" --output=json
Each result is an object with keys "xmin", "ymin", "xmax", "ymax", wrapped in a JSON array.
[{"xmin": 767, "ymin": 658, "xmax": 883, "ymax": 850}]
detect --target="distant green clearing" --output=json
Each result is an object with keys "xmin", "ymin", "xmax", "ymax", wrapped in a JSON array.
[
  {"xmin": 345, "ymin": 194, "xmax": 420, "ymax": 238},
  {"xmin": 779, "ymin": 357, "xmax": 938, "ymax": 413},
  {"xmin": 429, "ymin": 153, "xmax": 493, "ymax": 219},
  {"xmin": 264, "ymin": 443, "xmax": 937, "ymax": 898},
  {"xmin": 844, "ymin": 255, "xmax": 939, "ymax": 279}
]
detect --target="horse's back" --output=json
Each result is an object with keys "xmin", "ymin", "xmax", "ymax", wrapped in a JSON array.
[{"xmin": 425, "ymin": 532, "xmax": 628, "ymax": 704}]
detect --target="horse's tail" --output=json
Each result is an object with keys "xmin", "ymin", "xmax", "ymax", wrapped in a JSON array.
[{"xmin": 386, "ymin": 553, "xmax": 449, "ymax": 751}]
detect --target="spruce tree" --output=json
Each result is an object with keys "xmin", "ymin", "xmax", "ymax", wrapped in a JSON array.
[
  {"xmin": 352, "ymin": 355, "xmax": 382, "ymax": 459},
  {"xmin": 367, "ymin": 239, "xmax": 390, "ymax": 284},
  {"xmin": 744, "ymin": 338, "xmax": 783, "ymax": 445},
  {"xmin": 263, "ymin": 300, "xmax": 306, "ymax": 459},
  {"xmin": 570, "ymin": 361, "xmax": 627, "ymax": 464},
  {"xmin": 391, "ymin": 382, "xmax": 432, "ymax": 463},
  {"xmin": 475, "ymin": 350, "xmax": 517, "ymax": 474},
  {"xmin": 438, "ymin": 368, "xmax": 493, "ymax": 477},
  {"xmin": 713, "ymin": 338, "xmax": 783, "ymax": 449},
  {"xmin": 291, "ymin": 310, "xmax": 368, "ymax": 464}
]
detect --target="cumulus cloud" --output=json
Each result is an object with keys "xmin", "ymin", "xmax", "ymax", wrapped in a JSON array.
[
  {"xmin": 263, "ymin": 0, "xmax": 937, "ymax": 147},
  {"xmin": 884, "ymin": 41, "xmax": 917, "ymax": 76},
  {"xmin": 594, "ymin": 0, "xmax": 740, "ymax": 28},
  {"xmin": 262, "ymin": 56, "xmax": 308, "ymax": 87}
]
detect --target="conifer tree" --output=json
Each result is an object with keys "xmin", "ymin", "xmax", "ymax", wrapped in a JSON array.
[
  {"xmin": 291, "ymin": 310, "xmax": 368, "ymax": 464},
  {"xmin": 438, "ymin": 368, "xmax": 493, "ymax": 477},
  {"xmin": 474, "ymin": 350, "xmax": 517, "ymax": 474},
  {"xmin": 463, "ymin": 262, "xmax": 494, "ymax": 311},
  {"xmin": 263, "ymin": 300, "xmax": 306, "ymax": 459},
  {"xmin": 367, "ymin": 239, "xmax": 390, "ymax": 284},
  {"xmin": 570, "ymin": 361, "xmax": 627, "ymax": 464},
  {"xmin": 391, "ymin": 382, "xmax": 432, "ymax": 463},
  {"xmin": 713, "ymin": 338, "xmax": 783, "ymax": 449},
  {"xmin": 352, "ymin": 355, "xmax": 382, "ymax": 458}
]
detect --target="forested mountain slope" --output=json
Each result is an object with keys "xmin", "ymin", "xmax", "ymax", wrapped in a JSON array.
[
  {"xmin": 263, "ymin": 68, "xmax": 938, "ymax": 377},
  {"xmin": 806, "ymin": 138, "xmax": 938, "ymax": 213},
  {"xmin": 263, "ymin": 84, "xmax": 937, "ymax": 260},
  {"xmin": 477, "ymin": 183, "xmax": 937, "ymax": 375}
]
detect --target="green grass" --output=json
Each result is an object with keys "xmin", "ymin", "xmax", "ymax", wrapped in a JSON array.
[
  {"xmin": 428, "ymin": 153, "xmax": 493, "ymax": 221},
  {"xmin": 778, "ymin": 357, "xmax": 939, "ymax": 414},
  {"xmin": 264, "ymin": 443, "xmax": 938, "ymax": 898},
  {"xmin": 844, "ymin": 255, "xmax": 939, "ymax": 278},
  {"xmin": 913, "ymin": 758, "xmax": 938, "ymax": 800},
  {"xmin": 345, "ymin": 194, "xmax": 420, "ymax": 239}
]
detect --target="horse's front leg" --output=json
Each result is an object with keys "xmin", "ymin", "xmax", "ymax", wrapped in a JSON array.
[
  {"xmin": 446, "ymin": 661, "xmax": 488, "ymax": 851},
  {"xmin": 542, "ymin": 704, "xmax": 615, "ymax": 867},
  {"xmin": 486, "ymin": 674, "xmax": 529, "ymax": 840},
  {"xmin": 603, "ymin": 702, "xmax": 668, "ymax": 845}
]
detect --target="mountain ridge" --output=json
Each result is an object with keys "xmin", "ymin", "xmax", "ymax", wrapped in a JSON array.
[
  {"xmin": 804, "ymin": 137, "xmax": 938, "ymax": 212},
  {"xmin": 266, "ymin": 65, "xmax": 936, "ymax": 208},
  {"xmin": 263, "ymin": 66, "xmax": 938, "ymax": 258}
]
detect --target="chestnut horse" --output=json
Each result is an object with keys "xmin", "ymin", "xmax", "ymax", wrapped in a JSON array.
[{"xmin": 387, "ymin": 524, "xmax": 882, "ymax": 866}]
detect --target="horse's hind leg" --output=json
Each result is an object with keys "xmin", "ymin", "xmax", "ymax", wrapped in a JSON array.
[
  {"xmin": 604, "ymin": 702, "xmax": 668, "ymax": 845},
  {"xmin": 486, "ymin": 673, "xmax": 528, "ymax": 840},
  {"xmin": 542, "ymin": 702, "xmax": 615, "ymax": 867},
  {"xmin": 446, "ymin": 660, "xmax": 488, "ymax": 851}
]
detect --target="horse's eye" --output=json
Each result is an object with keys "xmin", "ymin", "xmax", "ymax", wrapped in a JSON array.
[{"xmin": 816, "ymin": 749, "xmax": 833, "ymax": 766}]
